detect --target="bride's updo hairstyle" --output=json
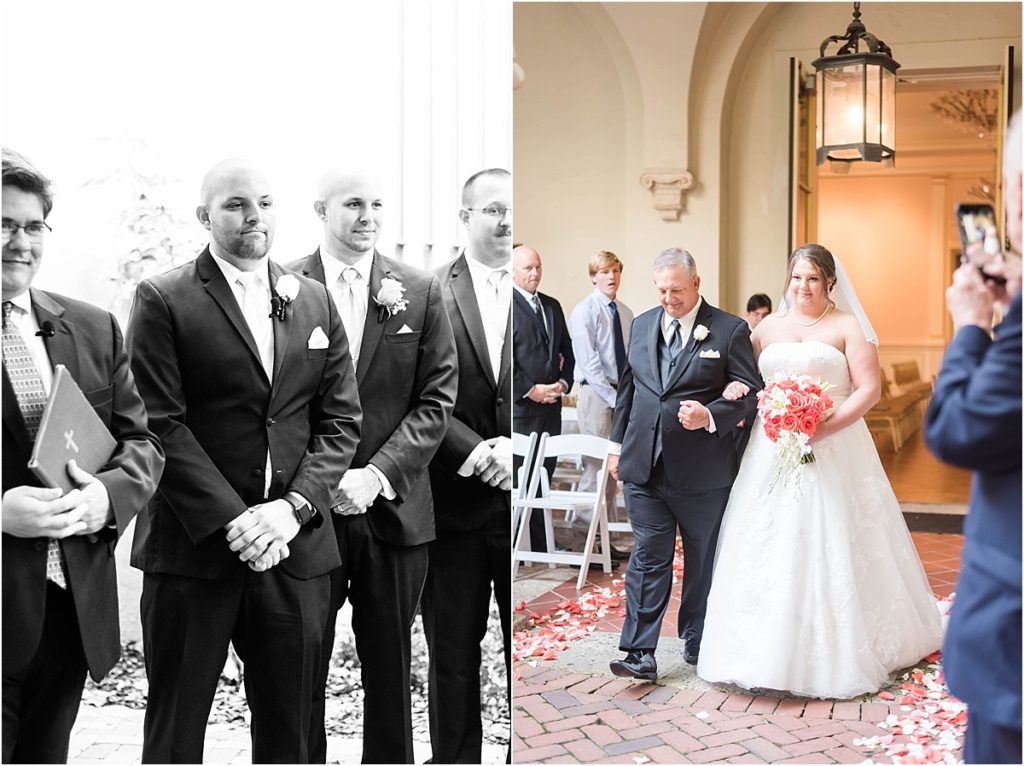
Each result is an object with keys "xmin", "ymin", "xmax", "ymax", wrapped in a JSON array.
[{"xmin": 785, "ymin": 243, "xmax": 837, "ymax": 295}]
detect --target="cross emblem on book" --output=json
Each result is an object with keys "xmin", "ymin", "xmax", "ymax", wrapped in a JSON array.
[{"xmin": 64, "ymin": 430, "xmax": 80, "ymax": 453}]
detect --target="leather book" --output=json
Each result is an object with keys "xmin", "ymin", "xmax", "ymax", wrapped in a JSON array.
[{"xmin": 27, "ymin": 364, "xmax": 117, "ymax": 493}]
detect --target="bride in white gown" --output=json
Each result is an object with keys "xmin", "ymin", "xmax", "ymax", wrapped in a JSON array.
[{"xmin": 697, "ymin": 244, "xmax": 943, "ymax": 700}]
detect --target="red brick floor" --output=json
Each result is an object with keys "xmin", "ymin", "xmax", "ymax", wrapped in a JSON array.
[{"xmin": 513, "ymin": 531, "xmax": 962, "ymax": 763}]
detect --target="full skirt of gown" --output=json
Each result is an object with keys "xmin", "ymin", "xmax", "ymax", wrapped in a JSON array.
[{"xmin": 697, "ymin": 341, "xmax": 943, "ymax": 699}]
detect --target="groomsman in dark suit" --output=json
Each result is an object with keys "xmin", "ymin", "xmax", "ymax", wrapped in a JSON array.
[
  {"xmin": 127, "ymin": 159, "xmax": 362, "ymax": 763},
  {"xmin": 511, "ymin": 244, "xmax": 573, "ymax": 552},
  {"xmin": 925, "ymin": 110, "xmax": 1022, "ymax": 765},
  {"xmin": 287, "ymin": 168, "xmax": 458, "ymax": 764},
  {"xmin": 2, "ymin": 148, "xmax": 164, "ymax": 763},
  {"xmin": 425, "ymin": 168, "xmax": 512, "ymax": 763},
  {"xmin": 607, "ymin": 248, "xmax": 759, "ymax": 680}
]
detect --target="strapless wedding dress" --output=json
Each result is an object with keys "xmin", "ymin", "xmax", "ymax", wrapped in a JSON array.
[{"xmin": 697, "ymin": 341, "xmax": 943, "ymax": 699}]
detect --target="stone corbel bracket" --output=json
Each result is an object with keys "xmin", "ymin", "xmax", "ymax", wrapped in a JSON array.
[{"xmin": 639, "ymin": 169, "xmax": 696, "ymax": 221}]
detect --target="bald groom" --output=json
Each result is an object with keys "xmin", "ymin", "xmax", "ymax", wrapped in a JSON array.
[
  {"xmin": 127, "ymin": 159, "xmax": 362, "ymax": 763},
  {"xmin": 288, "ymin": 168, "xmax": 458, "ymax": 764}
]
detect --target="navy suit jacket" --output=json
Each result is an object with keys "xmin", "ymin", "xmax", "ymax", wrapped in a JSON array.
[
  {"xmin": 611, "ymin": 300, "xmax": 761, "ymax": 489},
  {"xmin": 126, "ymin": 248, "xmax": 362, "ymax": 580},
  {"xmin": 925, "ymin": 293, "xmax": 1022, "ymax": 729},
  {"xmin": 286, "ymin": 249, "xmax": 458, "ymax": 547},
  {"xmin": 3, "ymin": 289, "xmax": 164, "ymax": 681},
  {"xmin": 429, "ymin": 254, "xmax": 512, "ymax": 533},
  {"xmin": 512, "ymin": 290, "xmax": 574, "ymax": 424}
]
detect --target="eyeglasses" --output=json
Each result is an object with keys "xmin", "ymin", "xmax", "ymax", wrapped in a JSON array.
[
  {"xmin": 465, "ymin": 206, "xmax": 511, "ymax": 219},
  {"xmin": 2, "ymin": 219, "xmax": 52, "ymax": 242}
]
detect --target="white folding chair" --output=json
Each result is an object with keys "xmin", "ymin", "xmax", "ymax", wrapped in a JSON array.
[
  {"xmin": 512, "ymin": 433, "xmax": 613, "ymax": 590},
  {"xmin": 512, "ymin": 431, "xmax": 539, "ymax": 545}
]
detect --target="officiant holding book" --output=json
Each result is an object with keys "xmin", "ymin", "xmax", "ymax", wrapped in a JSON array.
[{"xmin": 1, "ymin": 147, "xmax": 165, "ymax": 763}]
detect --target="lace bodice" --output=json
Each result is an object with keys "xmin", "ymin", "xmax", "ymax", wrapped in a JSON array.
[{"xmin": 758, "ymin": 341, "xmax": 853, "ymax": 400}]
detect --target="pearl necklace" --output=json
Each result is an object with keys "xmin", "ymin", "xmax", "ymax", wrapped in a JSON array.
[{"xmin": 793, "ymin": 302, "xmax": 833, "ymax": 327}]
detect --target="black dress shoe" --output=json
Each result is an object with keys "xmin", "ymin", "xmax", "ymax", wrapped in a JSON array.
[
  {"xmin": 683, "ymin": 641, "xmax": 699, "ymax": 665},
  {"xmin": 589, "ymin": 559, "xmax": 619, "ymax": 571},
  {"xmin": 608, "ymin": 545, "xmax": 631, "ymax": 561},
  {"xmin": 610, "ymin": 650, "xmax": 657, "ymax": 681}
]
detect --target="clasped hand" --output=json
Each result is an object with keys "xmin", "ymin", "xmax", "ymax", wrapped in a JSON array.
[
  {"xmin": 334, "ymin": 468, "xmax": 382, "ymax": 516},
  {"xmin": 474, "ymin": 436, "xmax": 512, "ymax": 491},
  {"xmin": 1, "ymin": 459, "xmax": 112, "ymax": 539},
  {"xmin": 224, "ymin": 499, "xmax": 298, "ymax": 572},
  {"xmin": 528, "ymin": 382, "xmax": 563, "ymax": 404}
]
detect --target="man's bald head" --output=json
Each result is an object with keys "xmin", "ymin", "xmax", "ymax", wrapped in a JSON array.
[
  {"xmin": 314, "ymin": 167, "xmax": 384, "ymax": 265},
  {"xmin": 196, "ymin": 158, "xmax": 275, "ymax": 268},
  {"xmin": 512, "ymin": 245, "xmax": 542, "ymax": 293}
]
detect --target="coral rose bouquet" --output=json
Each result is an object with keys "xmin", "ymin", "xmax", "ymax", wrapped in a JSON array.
[{"xmin": 757, "ymin": 371, "xmax": 834, "ymax": 492}]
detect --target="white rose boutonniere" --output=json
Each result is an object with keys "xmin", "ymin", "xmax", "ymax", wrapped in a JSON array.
[
  {"xmin": 693, "ymin": 324, "xmax": 709, "ymax": 342},
  {"xmin": 374, "ymin": 276, "xmax": 409, "ymax": 320},
  {"xmin": 271, "ymin": 274, "xmax": 301, "ymax": 321}
]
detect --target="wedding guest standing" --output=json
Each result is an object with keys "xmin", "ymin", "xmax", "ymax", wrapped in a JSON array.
[
  {"xmin": 925, "ymin": 110, "xmax": 1023, "ymax": 765},
  {"xmin": 744, "ymin": 293, "xmax": 772, "ymax": 330},
  {"xmin": 512, "ymin": 244, "xmax": 573, "ymax": 552},
  {"xmin": 2, "ymin": 148, "xmax": 164, "ymax": 763},
  {"xmin": 425, "ymin": 168, "xmax": 512, "ymax": 763},
  {"xmin": 568, "ymin": 250, "xmax": 633, "ymax": 557},
  {"xmin": 127, "ymin": 158, "xmax": 361, "ymax": 763},
  {"xmin": 288, "ymin": 168, "xmax": 457, "ymax": 764}
]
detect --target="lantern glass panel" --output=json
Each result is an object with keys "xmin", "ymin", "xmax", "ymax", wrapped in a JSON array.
[
  {"xmin": 822, "ymin": 62, "xmax": 865, "ymax": 157},
  {"xmin": 882, "ymin": 67, "xmax": 896, "ymax": 149},
  {"xmin": 865, "ymin": 64, "xmax": 881, "ymax": 145}
]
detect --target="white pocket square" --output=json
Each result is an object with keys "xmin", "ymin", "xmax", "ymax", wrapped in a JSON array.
[
  {"xmin": 307, "ymin": 326, "xmax": 329, "ymax": 349},
  {"xmin": 699, "ymin": 349, "xmax": 721, "ymax": 359},
  {"xmin": 397, "ymin": 324, "xmax": 415, "ymax": 334}
]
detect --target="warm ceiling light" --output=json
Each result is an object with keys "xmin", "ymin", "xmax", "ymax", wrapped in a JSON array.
[{"xmin": 813, "ymin": 2, "xmax": 899, "ymax": 169}]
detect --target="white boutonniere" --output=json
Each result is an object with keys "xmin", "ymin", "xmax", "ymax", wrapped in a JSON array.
[
  {"xmin": 270, "ymin": 274, "xmax": 301, "ymax": 321},
  {"xmin": 693, "ymin": 324, "xmax": 709, "ymax": 342},
  {"xmin": 374, "ymin": 276, "xmax": 409, "ymax": 320}
]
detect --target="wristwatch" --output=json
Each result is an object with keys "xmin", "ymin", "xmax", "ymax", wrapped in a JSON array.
[{"xmin": 284, "ymin": 492, "xmax": 317, "ymax": 526}]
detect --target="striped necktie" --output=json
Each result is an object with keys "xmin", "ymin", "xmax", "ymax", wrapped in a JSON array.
[{"xmin": 2, "ymin": 301, "xmax": 67, "ymax": 588}]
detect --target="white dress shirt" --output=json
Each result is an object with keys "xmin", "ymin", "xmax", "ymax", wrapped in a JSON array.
[
  {"xmin": 321, "ymin": 247, "xmax": 373, "ymax": 363},
  {"xmin": 319, "ymin": 248, "xmax": 396, "ymax": 501},
  {"xmin": 458, "ymin": 255, "xmax": 511, "ymax": 477},
  {"xmin": 210, "ymin": 252, "xmax": 276, "ymax": 498},
  {"xmin": 568, "ymin": 289, "xmax": 634, "ymax": 409},
  {"xmin": 7, "ymin": 291, "xmax": 53, "ymax": 395}
]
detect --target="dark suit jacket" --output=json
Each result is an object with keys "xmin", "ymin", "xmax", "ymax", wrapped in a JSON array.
[
  {"xmin": 429, "ymin": 254, "xmax": 511, "ymax": 532},
  {"xmin": 925, "ymin": 293, "xmax": 1022, "ymax": 729},
  {"xmin": 512, "ymin": 290, "xmax": 574, "ymax": 428},
  {"xmin": 126, "ymin": 248, "xmax": 361, "ymax": 580},
  {"xmin": 286, "ymin": 249, "xmax": 458, "ymax": 547},
  {"xmin": 611, "ymin": 300, "xmax": 760, "ymax": 489},
  {"xmin": 3, "ymin": 289, "xmax": 164, "ymax": 681}
]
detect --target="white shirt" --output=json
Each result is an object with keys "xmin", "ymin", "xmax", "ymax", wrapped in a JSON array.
[
  {"xmin": 7, "ymin": 291, "xmax": 53, "ymax": 395},
  {"xmin": 458, "ymin": 254, "xmax": 511, "ymax": 477},
  {"xmin": 321, "ymin": 247, "xmax": 373, "ymax": 363},
  {"xmin": 465, "ymin": 254, "xmax": 510, "ymax": 381},
  {"xmin": 319, "ymin": 248, "xmax": 396, "ymax": 501},
  {"xmin": 568, "ymin": 289, "xmax": 634, "ymax": 409},
  {"xmin": 209, "ymin": 252, "xmax": 275, "ymax": 498}
]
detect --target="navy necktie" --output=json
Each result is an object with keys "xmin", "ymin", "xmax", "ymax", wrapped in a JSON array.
[
  {"xmin": 530, "ymin": 294, "xmax": 549, "ymax": 344},
  {"xmin": 609, "ymin": 301, "xmax": 626, "ymax": 381}
]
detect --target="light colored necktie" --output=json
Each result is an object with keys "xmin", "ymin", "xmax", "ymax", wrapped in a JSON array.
[
  {"xmin": 236, "ymin": 272, "xmax": 273, "ymax": 374},
  {"xmin": 2, "ymin": 301, "xmax": 66, "ymax": 589},
  {"xmin": 488, "ymin": 269, "xmax": 511, "ymax": 335},
  {"xmin": 338, "ymin": 268, "xmax": 365, "ymax": 362}
]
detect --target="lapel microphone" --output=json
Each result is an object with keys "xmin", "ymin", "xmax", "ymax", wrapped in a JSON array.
[{"xmin": 35, "ymin": 321, "xmax": 56, "ymax": 338}]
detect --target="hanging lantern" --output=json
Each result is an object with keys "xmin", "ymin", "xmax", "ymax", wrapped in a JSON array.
[{"xmin": 813, "ymin": 2, "xmax": 899, "ymax": 169}]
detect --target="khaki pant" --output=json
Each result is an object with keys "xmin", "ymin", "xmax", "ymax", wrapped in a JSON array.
[{"xmin": 573, "ymin": 384, "xmax": 623, "ymax": 541}]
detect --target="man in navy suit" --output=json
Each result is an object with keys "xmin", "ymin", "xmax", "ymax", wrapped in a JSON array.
[
  {"xmin": 925, "ymin": 111, "xmax": 1022, "ymax": 764},
  {"xmin": 607, "ymin": 248, "xmax": 760, "ymax": 679},
  {"xmin": 2, "ymin": 148, "xmax": 164, "ymax": 764},
  {"xmin": 127, "ymin": 159, "xmax": 362, "ymax": 763},
  {"xmin": 512, "ymin": 245, "xmax": 573, "ymax": 552},
  {"xmin": 287, "ymin": 168, "xmax": 458, "ymax": 764}
]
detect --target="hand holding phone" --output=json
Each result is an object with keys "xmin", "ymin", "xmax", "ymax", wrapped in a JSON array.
[{"xmin": 955, "ymin": 203, "xmax": 1008, "ymax": 286}]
